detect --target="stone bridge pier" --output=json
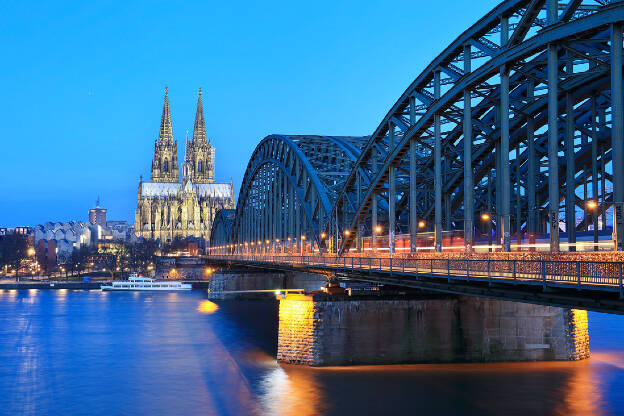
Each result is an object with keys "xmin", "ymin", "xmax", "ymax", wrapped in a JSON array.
[
  {"xmin": 277, "ymin": 293, "xmax": 590, "ymax": 366},
  {"xmin": 207, "ymin": 269, "xmax": 326, "ymax": 300},
  {"xmin": 206, "ymin": 269, "xmax": 589, "ymax": 366}
]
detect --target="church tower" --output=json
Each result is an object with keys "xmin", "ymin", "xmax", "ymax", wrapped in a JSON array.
[
  {"xmin": 186, "ymin": 88, "xmax": 214, "ymax": 184},
  {"xmin": 150, "ymin": 87, "xmax": 179, "ymax": 183}
]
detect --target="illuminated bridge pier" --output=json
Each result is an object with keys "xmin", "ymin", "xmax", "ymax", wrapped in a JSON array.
[
  {"xmin": 206, "ymin": 1, "xmax": 624, "ymax": 365},
  {"xmin": 277, "ymin": 293, "xmax": 589, "ymax": 366}
]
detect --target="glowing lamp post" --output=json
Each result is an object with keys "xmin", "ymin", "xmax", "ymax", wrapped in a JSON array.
[
  {"xmin": 587, "ymin": 200, "xmax": 599, "ymax": 250},
  {"xmin": 481, "ymin": 213, "xmax": 492, "ymax": 251}
]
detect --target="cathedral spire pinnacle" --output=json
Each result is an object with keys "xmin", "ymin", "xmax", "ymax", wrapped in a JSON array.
[
  {"xmin": 184, "ymin": 130, "xmax": 189, "ymax": 161},
  {"xmin": 158, "ymin": 86, "xmax": 173, "ymax": 144},
  {"xmin": 192, "ymin": 87, "xmax": 207, "ymax": 144}
]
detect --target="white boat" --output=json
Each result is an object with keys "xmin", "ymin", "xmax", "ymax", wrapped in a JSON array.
[{"xmin": 101, "ymin": 274, "xmax": 192, "ymax": 291}]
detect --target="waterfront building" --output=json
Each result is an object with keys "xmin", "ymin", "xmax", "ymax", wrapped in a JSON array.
[{"xmin": 134, "ymin": 88, "xmax": 235, "ymax": 243}]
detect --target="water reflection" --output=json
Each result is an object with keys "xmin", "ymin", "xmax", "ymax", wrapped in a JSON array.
[
  {"xmin": 260, "ymin": 364, "xmax": 325, "ymax": 416},
  {"xmin": 0, "ymin": 291, "xmax": 621, "ymax": 415},
  {"xmin": 197, "ymin": 300, "xmax": 219, "ymax": 314}
]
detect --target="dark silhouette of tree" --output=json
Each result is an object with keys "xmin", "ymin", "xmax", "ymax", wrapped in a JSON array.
[
  {"xmin": 127, "ymin": 240, "xmax": 158, "ymax": 274},
  {"xmin": 0, "ymin": 234, "xmax": 30, "ymax": 281},
  {"xmin": 65, "ymin": 246, "xmax": 94, "ymax": 278}
]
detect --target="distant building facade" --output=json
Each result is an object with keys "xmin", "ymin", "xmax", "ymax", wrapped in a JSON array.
[
  {"xmin": 88, "ymin": 197, "xmax": 107, "ymax": 228},
  {"xmin": 33, "ymin": 200, "xmax": 137, "ymax": 264},
  {"xmin": 134, "ymin": 88, "xmax": 235, "ymax": 243}
]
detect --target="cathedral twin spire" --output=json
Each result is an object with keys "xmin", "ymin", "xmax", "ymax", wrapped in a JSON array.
[
  {"xmin": 158, "ymin": 87, "xmax": 174, "ymax": 145},
  {"xmin": 151, "ymin": 87, "xmax": 214, "ymax": 184}
]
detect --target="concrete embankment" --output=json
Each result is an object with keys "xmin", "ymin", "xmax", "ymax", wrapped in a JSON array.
[
  {"xmin": 0, "ymin": 281, "xmax": 215, "ymax": 290},
  {"xmin": 0, "ymin": 281, "xmax": 105, "ymax": 290}
]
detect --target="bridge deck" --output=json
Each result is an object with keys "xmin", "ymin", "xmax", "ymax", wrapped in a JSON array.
[{"xmin": 205, "ymin": 255, "xmax": 624, "ymax": 314}]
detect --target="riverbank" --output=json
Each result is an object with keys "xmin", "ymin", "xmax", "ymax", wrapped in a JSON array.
[{"xmin": 0, "ymin": 280, "xmax": 211, "ymax": 290}]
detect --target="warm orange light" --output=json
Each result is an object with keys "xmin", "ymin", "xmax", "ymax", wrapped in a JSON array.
[
  {"xmin": 586, "ymin": 200, "xmax": 598, "ymax": 210},
  {"xmin": 418, "ymin": 220, "xmax": 426, "ymax": 229},
  {"xmin": 27, "ymin": 248, "xmax": 35, "ymax": 256},
  {"xmin": 343, "ymin": 229, "xmax": 351, "ymax": 236},
  {"xmin": 320, "ymin": 232, "xmax": 327, "ymax": 239},
  {"xmin": 301, "ymin": 235, "xmax": 306, "ymax": 240},
  {"xmin": 374, "ymin": 225, "xmax": 382, "ymax": 234},
  {"xmin": 276, "ymin": 238, "xmax": 280, "ymax": 243},
  {"xmin": 196, "ymin": 300, "xmax": 219, "ymax": 314},
  {"xmin": 204, "ymin": 267, "xmax": 212, "ymax": 275},
  {"xmin": 481, "ymin": 213, "xmax": 491, "ymax": 221}
]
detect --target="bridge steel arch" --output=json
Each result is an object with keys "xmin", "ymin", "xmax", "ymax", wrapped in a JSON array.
[
  {"xmin": 210, "ymin": 135, "xmax": 367, "ymax": 252},
  {"xmin": 210, "ymin": 209, "xmax": 236, "ymax": 249},
  {"xmin": 211, "ymin": 1, "xmax": 624, "ymax": 258},
  {"xmin": 325, "ymin": 0, "xmax": 624, "ymax": 256}
]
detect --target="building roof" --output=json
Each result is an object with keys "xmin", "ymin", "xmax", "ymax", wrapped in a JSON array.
[{"xmin": 141, "ymin": 181, "xmax": 232, "ymax": 198}]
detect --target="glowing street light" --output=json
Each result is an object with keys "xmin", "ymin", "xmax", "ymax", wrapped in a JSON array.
[
  {"xmin": 343, "ymin": 229, "xmax": 351, "ymax": 236},
  {"xmin": 27, "ymin": 248, "xmax": 35, "ymax": 256},
  {"xmin": 587, "ymin": 200, "xmax": 598, "ymax": 210},
  {"xmin": 320, "ymin": 232, "xmax": 327, "ymax": 239},
  {"xmin": 418, "ymin": 220, "xmax": 426, "ymax": 229},
  {"xmin": 481, "ymin": 213, "xmax": 491, "ymax": 222},
  {"xmin": 374, "ymin": 225, "xmax": 382, "ymax": 234}
]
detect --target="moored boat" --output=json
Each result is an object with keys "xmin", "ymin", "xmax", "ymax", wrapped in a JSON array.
[{"xmin": 101, "ymin": 273, "xmax": 191, "ymax": 291}]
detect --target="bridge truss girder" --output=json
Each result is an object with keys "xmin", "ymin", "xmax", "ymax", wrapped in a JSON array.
[
  {"xmin": 327, "ymin": 0, "xmax": 624, "ymax": 256},
  {"xmin": 211, "ymin": 135, "xmax": 367, "ymax": 252}
]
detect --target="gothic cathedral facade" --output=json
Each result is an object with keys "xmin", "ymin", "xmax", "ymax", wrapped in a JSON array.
[{"xmin": 134, "ymin": 88, "xmax": 235, "ymax": 242}]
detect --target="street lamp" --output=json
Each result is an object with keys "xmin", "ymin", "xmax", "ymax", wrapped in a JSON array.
[
  {"xmin": 481, "ymin": 212, "xmax": 492, "ymax": 251},
  {"xmin": 343, "ymin": 229, "xmax": 351, "ymax": 237},
  {"xmin": 418, "ymin": 220, "xmax": 426, "ymax": 229}
]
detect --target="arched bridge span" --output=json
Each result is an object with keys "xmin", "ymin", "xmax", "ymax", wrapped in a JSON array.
[{"xmin": 211, "ymin": 1, "xmax": 624, "ymax": 258}]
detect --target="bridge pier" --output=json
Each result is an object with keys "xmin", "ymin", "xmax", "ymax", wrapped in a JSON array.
[
  {"xmin": 277, "ymin": 293, "xmax": 589, "ymax": 366},
  {"xmin": 207, "ymin": 269, "xmax": 326, "ymax": 300}
]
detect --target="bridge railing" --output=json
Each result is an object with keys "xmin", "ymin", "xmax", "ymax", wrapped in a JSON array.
[{"xmin": 206, "ymin": 254, "xmax": 624, "ymax": 297}]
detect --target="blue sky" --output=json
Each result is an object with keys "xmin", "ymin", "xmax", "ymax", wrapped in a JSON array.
[{"xmin": 0, "ymin": 0, "xmax": 500, "ymax": 227}]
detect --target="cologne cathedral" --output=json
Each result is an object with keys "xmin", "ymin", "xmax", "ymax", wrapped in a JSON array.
[{"xmin": 134, "ymin": 88, "xmax": 235, "ymax": 242}]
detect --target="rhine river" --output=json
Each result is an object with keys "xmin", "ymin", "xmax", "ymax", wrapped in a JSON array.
[{"xmin": 0, "ymin": 287, "xmax": 622, "ymax": 415}]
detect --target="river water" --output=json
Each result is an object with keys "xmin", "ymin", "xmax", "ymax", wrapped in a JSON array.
[{"xmin": 0, "ymin": 288, "xmax": 622, "ymax": 416}]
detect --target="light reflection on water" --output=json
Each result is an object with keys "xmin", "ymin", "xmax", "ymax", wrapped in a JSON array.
[{"xmin": 0, "ymin": 291, "xmax": 621, "ymax": 415}]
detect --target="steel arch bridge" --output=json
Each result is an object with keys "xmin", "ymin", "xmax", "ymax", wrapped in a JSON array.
[
  {"xmin": 210, "ymin": 135, "xmax": 368, "ymax": 251},
  {"xmin": 211, "ymin": 0, "xmax": 624, "ymax": 258}
]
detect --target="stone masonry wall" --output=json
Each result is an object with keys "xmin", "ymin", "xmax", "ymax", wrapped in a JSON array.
[
  {"xmin": 208, "ymin": 271, "xmax": 326, "ymax": 300},
  {"xmin": 277, "ymin": 294, "xmax": 590, "ymax": 366}
]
